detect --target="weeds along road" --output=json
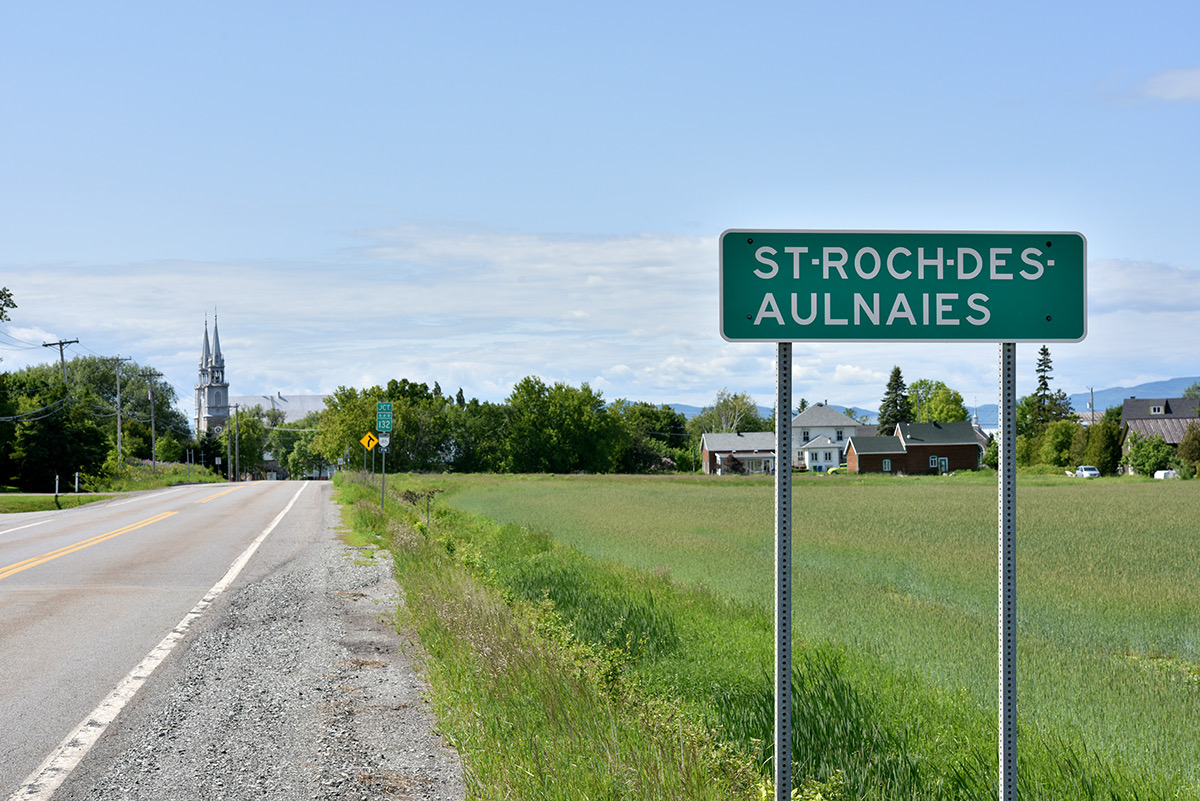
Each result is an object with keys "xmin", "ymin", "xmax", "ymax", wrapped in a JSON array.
[{"xmin": 0, "ymin": 481, "xmax": 463, "ymax": 801}]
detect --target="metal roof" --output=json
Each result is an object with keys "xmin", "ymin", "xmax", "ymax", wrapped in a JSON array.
[
  {"xmin": 701, "ymin": 431, "xmax": 777, "ymax": 453},
  {"xmin": 897, "ymin": 421, "xmax": 984, "ymax": 447},
  {"xmin": 792, "ymin": 402, "xmax": 859, "ymax": 428},
  {"xmin": 848, "ymin": 435, "xmax": 905, "ymax": 455}
]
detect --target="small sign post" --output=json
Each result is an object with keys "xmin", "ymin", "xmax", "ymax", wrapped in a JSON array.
[{"xmin": 720, "ymin": 229, "xmax": 1085, "ymax": 801}]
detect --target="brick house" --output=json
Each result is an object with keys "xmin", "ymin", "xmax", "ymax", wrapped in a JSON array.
[{"xmin": 847, "ymin": 421, "xmax": 985, "ymax": 474}]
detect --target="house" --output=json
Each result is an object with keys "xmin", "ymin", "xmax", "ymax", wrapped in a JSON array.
[
  {"xmin": 1120, "ymin": 397, "xmax": 1200, "ymax": 449},
  {"xmin": 700, "ymin": 431, "xmax": 777, "ymax": 474},
  {"xmin": 698, "ymin": 403, "xmax": 863, "ymax": 474},
  {"xmin": 793, "ymin": 403, "xmax": 861, "ymax": 470},
  {"xmin": 846, "ymin": 421, "xmax": 985, "ymax": 474}
]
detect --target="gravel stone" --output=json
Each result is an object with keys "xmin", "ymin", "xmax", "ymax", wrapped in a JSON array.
[{"xmin": 52, "ymin": 486, "xmax": 465, "ymax": 801}]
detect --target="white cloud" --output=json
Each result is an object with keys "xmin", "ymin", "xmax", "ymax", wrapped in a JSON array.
[
  {"xmin": 1142, "ymin": 66, "xmax": 1200, "ymax": 101},
  {"xmin": 5, "ymin": 232, "xmax": 1198, "ymax": 421}
]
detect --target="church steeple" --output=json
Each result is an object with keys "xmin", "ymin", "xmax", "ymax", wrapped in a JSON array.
[
  {"xmin": 195, "ymin": 314, "xmax": 230, "ymax": 436},
  {"xmin": 211, "ymin": 314, "xmax": 224, "ymax": 368}
]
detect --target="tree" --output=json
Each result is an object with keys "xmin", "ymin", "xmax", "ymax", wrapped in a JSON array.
[
  {"xmin": 1121, "ymin": 431, "xmax": 1175, "ymax": 476},
  {"xmin": 611, "ymin": 400, "xmax": 687, "ymax": 473},
  {"xmin": 503, "ymin": 377, "xmax": 620, "ymax": 473},
  {"xmin": 686, "ymin": 389, "xmax": 766, "ymax": 437},
  {"xmin": 1183, "ymin": 381, "xmax": 1200, "ymax": 399},
  {"xmin": 7, "ymin": 385, "xmax": 107, "ymax": 490},
  {"xmin": 1026, "ymin": 346, "xmax": 1073, "ymax": 436},
  {"xmin": 1082, "ymin": 420, "xmax": 1122, "ymax": 475},
  {"xmin": 218, "ymin": 405, "xmax": 270, "ymax": 479},
  {"xmin": 876, "ymin": 367, "xmax": 913, "ymax": 434},
  {"xmin": 927, "ymin": 386, "xmax": 969, "ymax": 423},
  {"xmin": 1038, "ymin": 420, "xmax": 1078, "ymax": 467},
  {"xmin": 445, "ymin": 398, "xmax": 506, "ymax": 473},
  {"xmin": 1178, "ymin": 422, "xmax": 1200, "ymax": 465}
]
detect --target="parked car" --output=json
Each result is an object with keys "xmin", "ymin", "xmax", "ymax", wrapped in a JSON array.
[
  {"xmin": 1074, "ymin": 465, "xmax": 1100, "ymax": 478},
  {"xmin": 827, "ymin": 463, "xmax": 849, "ymax": 475},
  {"xmin": 1154, "ymin": 469, "xmax": 1178, "ymax": 480}
]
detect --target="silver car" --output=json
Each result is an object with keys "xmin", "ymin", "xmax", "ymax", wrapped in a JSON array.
[{"xmin": 1075, "ymin": 465, "xmax": 1100, "ymax": 478}]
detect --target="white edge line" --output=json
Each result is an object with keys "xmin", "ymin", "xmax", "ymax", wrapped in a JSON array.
[
  {"xmin": 0, "ymin": 519, "xmax": 53, "ymax": 536},
  {"xmin": 8, "ymin": 483, "xmax": 310, "ymax": 801}
]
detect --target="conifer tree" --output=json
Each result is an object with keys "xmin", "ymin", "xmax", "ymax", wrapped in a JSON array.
[{"xmin": 876, "ymin": 366, "xmax": 913, "ymax": 434}]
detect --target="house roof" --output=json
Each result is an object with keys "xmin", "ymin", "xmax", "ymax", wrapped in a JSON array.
[
  {"xmin": 896, "ymin": 421, "xmax": 984, "ymax": 448},
  {"xmin": 848, "ymin": 435, "xmax": 904, "ymax": 455},
  {"xmin": 799, "ymin": 435, "xmax": 836, "ymax": 451},
  {"xmin": 1121, "ymin": 397, "xmax": 1199, "ymax": 422},
  {"xmin": 1124, "ymin": 418, "xmax": 1197, "ymax": 446},
  {"xmin": 701, "ymin": 431, "xmax": 776, "ymax": 453},
  {"xmin": 792, "ymin": 402, "xmax": 859, "ymax": 428}
]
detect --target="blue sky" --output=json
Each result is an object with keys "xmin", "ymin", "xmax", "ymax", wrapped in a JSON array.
[{"xmin": 2, "ymin": 1, "xmax": 1198, "ymax": 421}]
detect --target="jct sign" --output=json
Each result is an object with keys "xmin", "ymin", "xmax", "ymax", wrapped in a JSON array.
[{"xmin": 720, "ymin": 230, "xmax": 1086, "ymax": 342}]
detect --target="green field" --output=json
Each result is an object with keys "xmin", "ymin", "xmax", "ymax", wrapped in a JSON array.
[{"xmin": 438, "ymin": 472, "xmax": 1200, "ymax": 797}]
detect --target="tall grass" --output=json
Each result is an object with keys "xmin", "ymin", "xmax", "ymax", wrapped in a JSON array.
[
  {"xmin": 335, "ymin": 473, "xmax": 760, "ymax": 800},
  {"xmin": 444, "ymin": 472, "xmax": 1200, "ymax": 799}
]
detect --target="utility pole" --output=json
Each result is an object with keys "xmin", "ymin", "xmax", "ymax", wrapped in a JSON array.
[
  {"xmin": 232, "ymin": 403, "xmax": 241, "ymax": 481},
  {"xmin": 142, "ymin": 370, "xmax": 163, "ymax": 472},
  {"xmin": 42, "ymin": 339, "xmax": 79, "ymax": 385},
  {"xmin": 106, "ymin": 356, "xmax": 133, "ymax": 464}
]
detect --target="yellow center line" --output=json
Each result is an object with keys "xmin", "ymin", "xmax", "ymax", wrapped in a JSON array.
[
  {"xmin": 0, "ymin": 511, "xmax": 179, "ymax": 582},
  {"xmin": 194, "ymin": 485, "xmax": 249, "ymax": 504}
]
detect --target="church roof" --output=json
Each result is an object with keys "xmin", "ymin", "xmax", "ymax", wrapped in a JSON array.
[{"xmin": 229, "ymin": 394, "xmax": 330, "ymax": 423}]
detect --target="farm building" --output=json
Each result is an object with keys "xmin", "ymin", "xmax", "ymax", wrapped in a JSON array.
[
  {"xmin": 847, "ymin": 420, "xmax": 986, "ymax": 474},
  {"xmin": 1120, "ymin": 397, "xmax": 1199, "ymax": 449},
  {"xmin": 700, "ymin": 431, "xmax": 777, "ymax": 474}
]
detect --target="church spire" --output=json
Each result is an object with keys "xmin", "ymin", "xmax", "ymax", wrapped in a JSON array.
[
  {"xmin": 211, "ymin": 313, "xmax": 224, "ymax": 367},
  {"xmin": 200, "ymin": 315, "xmax": 211, "ymax": 367}
]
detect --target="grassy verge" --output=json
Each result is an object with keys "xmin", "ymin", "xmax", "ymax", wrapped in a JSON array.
[
  {"xmin": 87, "ymin": 460, "xmax": 226, "ymax": 492},
  {"xmin": 0, "ymin": 493, "xmax": 115, "ymax": 513},
  {"xmin": 335, "ymin": 472, "xmax": 774, "ymax": 800},
  {"xmin": 335, "ymin": 471, "xmax": 1190, "ymax": 799}
]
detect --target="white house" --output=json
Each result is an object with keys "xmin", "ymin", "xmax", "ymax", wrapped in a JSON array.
[
  {"xmin": 700, "ymin": 431, "xmax": 777, "ymax": 475},
  {"xmin": 793, "ymin": 403, "xmax": 861, "ymax": 471}
]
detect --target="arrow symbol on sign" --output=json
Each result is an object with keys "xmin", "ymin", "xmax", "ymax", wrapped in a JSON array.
[{"xmin": 361, "ymin": 432, "xmax": 379, "ymax": 450}]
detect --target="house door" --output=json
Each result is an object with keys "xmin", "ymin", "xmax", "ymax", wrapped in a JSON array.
[{"xmin": 938, "ymin": 457, "xmax": 949, "ymax": 474}]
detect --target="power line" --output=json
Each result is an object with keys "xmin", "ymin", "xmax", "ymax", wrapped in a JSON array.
[{"xmin": 42, "ymin": 339, "xmax": 79, "ymax": 385}]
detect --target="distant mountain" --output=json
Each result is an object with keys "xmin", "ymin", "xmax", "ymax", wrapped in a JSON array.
[
  {"xmin": 969, "ymin": 376, "xmax": 1200, "ymax": 429},
  {"xmin": 669, "ymin": 377, "xmax": 1200, "ymax": 430},
  {"xmin": 665, "ymin": 402, "xmax": 876, "ymax": 423}
]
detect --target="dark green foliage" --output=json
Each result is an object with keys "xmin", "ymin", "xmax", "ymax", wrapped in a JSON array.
[
  {"xmin": 876, "ymin": 366, "xmax": 912, "ymax": 434},
  {"xmin": 1121, "ymin": 431, "xmax": 1176, "ymax": 475}
]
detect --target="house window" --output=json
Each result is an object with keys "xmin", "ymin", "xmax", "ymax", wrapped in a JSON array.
[
  {"xmin": 825, "ymin": 452, "xmax": 832, "ymax": 462},
  {"xmin": 836, "ymin": 429, "xmax": 844, "ymax": 441},
  {"xmin": 1151, "ymin": 405, "xmax": 1164, "ymax": 414},
  {"xmin": 802, "ymin": 430, "xmax": 809, "ymax": 442},
  {"xmin": 883, "ymin": 459, "xmax": 892, "ymax": 472},
  {"xmin": 929, "ymin": 455, "xmax": 938, "ymax": 468}
]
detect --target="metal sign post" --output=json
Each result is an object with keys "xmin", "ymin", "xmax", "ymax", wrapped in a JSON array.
[
  {"xmin": 379, "ymin": 433, "xmax": 391, "ymax": 511},
  {"xmin": 775, "ymin": 342, "xmax": 793, "ymax": 801},
  {"xmin": 998, "ymin": 343, "xmax": 1017, "ymax": 799},
  {"xmin": 719, "ymin": 229, "xmax": 1086, "ymax": 801}
]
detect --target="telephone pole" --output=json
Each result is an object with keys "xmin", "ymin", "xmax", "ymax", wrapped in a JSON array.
[
  {"xmin": 106, "ymin": 356, "xmax": 133, "ymax": 462},
  {"xmin": 141, "ymin": 370, "xmax": 163, "ymax": 472},
  {"xmin": 42, "ymin": 339, "xmax": 80, "ymax": 385}
]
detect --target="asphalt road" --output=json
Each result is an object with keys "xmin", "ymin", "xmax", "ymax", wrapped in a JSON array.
[{"xmin": 0, "ymin": 481, "xmax": 463, "ymax": 801}]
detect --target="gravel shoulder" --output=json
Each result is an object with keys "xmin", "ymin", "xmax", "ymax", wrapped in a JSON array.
[{"xmin": 51, "ymin": 483, "xmax": 465, "ymax": 801}]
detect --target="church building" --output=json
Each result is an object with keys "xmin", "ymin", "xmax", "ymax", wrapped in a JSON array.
[{"xmin": 195, "ymin": 316, "xmax": 230, "ymax": 436}]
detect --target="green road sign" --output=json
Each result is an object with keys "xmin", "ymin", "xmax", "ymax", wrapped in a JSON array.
[
  {"xmin": 376, "ymin": 401, "xmax": 393, "ymax": 432},
  {"xmin": 720, "ymin": 230, "xmax": 1086, "ymax": 342}
]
